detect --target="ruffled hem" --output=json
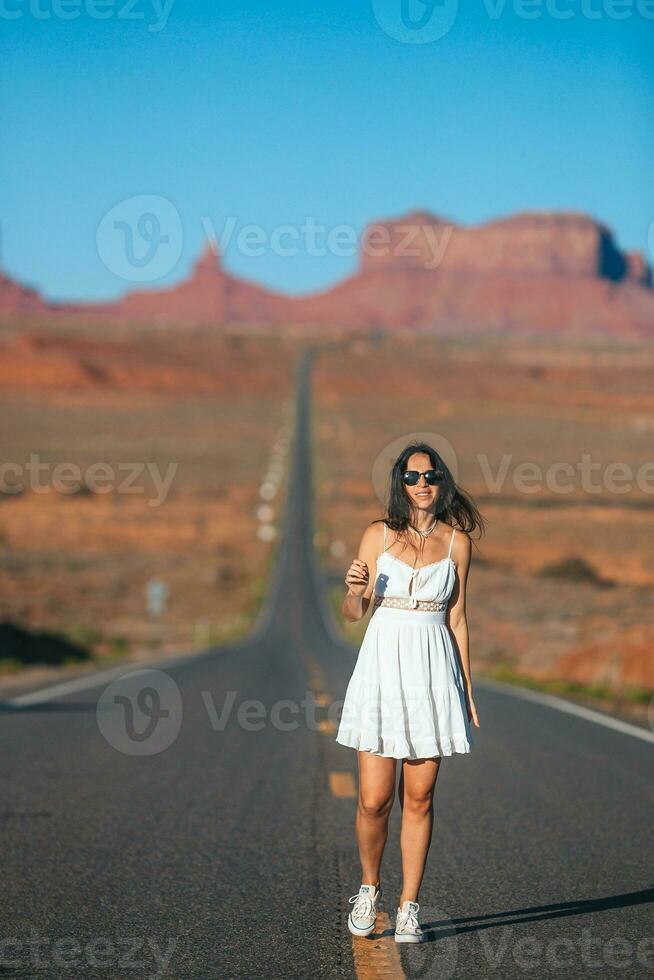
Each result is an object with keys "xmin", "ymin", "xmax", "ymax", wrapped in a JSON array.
[{"xmin": 335, "ymin": 726, "xmax": 472, "ymax": 760}]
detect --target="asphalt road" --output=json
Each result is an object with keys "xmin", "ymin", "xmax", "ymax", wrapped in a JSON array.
[{"xmin": 1, "ymin": 349, "xmax": 652, "ymax": 980}]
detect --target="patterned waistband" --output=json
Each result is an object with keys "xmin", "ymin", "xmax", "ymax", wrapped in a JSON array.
[{"xmin": 373, "ymin": 594, "xmax": 448, "ymax": 613}]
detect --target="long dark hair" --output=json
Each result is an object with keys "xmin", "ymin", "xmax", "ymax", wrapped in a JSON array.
[{"xmin": 374, "ymin": 440, "xmax": 486, "ymax": 554}]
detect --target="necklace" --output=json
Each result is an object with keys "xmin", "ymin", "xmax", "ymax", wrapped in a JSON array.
[{"xmin": 412, "ymin": 518, "xmax": 438, "ymax": 539}]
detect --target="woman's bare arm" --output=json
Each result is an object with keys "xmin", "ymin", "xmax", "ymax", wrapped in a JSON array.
[
  {"xmin": 342, "ymin": 522, "xmax": 383, "ymax": 623},
  {"xmin": 447, "ymin": 531, "xmax": 474, "ymax": 694}
]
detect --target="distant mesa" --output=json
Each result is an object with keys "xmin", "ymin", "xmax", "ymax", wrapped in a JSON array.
[
  {"xmin": 0, "ymin": 270, "xmax": 53, "ymax": 317},
  {"xmin": 625, "ymin": 249, "xmax": 652, "ymax": 287},
  {"xmin": 1, "ymin": 209, "xmax": 652, "ymax": 337}
]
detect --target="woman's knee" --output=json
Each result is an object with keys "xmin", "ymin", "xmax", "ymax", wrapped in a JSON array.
[
  {"xmin": 358, "ymin": 791, "xmax": 394, "ymax": 818},
  {"xmin": 402, "ymin": 789, "xmax": 434, "ymax": 815}
]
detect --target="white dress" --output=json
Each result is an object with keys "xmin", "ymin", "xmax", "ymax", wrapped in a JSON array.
[{"xmin": 335, "ymin": 523, "xmax": 474, "ymax": 760}]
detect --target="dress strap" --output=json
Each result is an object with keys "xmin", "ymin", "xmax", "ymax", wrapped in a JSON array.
[{"xmin": 447, "ymin": 526, "xmax": 456, "ymax": 559}]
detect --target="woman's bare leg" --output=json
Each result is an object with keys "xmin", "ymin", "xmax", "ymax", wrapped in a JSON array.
[
  {"xmin": 355, "ymin": 751, "xmax": 397, "ymax": 886},
  {"xmin": 397, "ymin": 757, "xmax": 441, "ymax": 904}
]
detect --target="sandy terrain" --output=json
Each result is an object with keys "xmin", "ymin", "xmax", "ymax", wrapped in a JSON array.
[
  {"xmin": 312, "ymin": 335, "xmax": 654, "ymax": 705},
  {"xmin": 0, "ymin": 322, "xmax": 294, "ymax": 691}
]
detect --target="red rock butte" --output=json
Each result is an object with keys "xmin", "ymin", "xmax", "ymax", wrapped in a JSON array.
[{"xmin": 1, "ymin": 209, "xmax": 652, "ymax": 337}]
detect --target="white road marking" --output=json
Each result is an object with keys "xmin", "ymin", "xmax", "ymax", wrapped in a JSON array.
[
  {"xmin": 476, "ymin": 676, "xmax": 654, "ymax": 744},
  {"xmin": 2, "ymin": 651, "xmax": 202, "ymax": 708}
]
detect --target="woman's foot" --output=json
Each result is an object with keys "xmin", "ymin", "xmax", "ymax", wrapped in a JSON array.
[
  {"xmin": 347, "ymin": 883, "xmax": 383, "ymax": 937},
  {"xmin": 394, "ymin": 900, "xmax": 424, "ymax": 943}
]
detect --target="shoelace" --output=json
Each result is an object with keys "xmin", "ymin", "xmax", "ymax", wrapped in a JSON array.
[
  {"xmin": 348, "ymin": 892, "xmax": 375, "ymax": 919},
  {"xmin": 398, "ymin": 907, "xmax": 421, "ymax": 933}
]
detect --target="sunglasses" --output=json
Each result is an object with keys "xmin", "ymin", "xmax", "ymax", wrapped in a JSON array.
[{"xmin": 402, "ymin": 469, "xmax": 444, "ymax": 486}]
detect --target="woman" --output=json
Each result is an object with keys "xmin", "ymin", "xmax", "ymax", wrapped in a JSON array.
[{"xmin": 335, "ymin": 441, "xmax": 484, "ymax": 943}]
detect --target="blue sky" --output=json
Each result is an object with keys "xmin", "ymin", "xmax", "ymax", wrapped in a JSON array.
[{"xmin": 1, "ymin": 0, "xmax": 652, "ymax": 301}]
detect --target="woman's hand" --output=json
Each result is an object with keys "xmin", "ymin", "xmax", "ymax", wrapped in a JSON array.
[
  {"xmin": 344, "ymin": 558, "xmax": 369, "ymax": 597},
  {"xmin": 466, "ymin": 688, "xmax": 480, "ymax": 727}
]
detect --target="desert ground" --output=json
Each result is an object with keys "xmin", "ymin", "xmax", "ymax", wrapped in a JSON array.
[
  {"xmin": 311, "ymin": 334, "xmax": 654, "ymax": 717},
  {"xmin": 0, "ymin": 320, "xmax": 294, "ymax": 690},
  {"xmin": 0, "ymin": 322, "xmax": 652, "ymax": 720}
]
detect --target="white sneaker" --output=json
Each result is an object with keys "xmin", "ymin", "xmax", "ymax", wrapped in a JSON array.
[
  {"xmin": 347, "ymin": 883, "xmax": 383, "ymax": 937},
  {"xmin": 395, "ymin": 900, "xmax": 424, "ymax": 943}
]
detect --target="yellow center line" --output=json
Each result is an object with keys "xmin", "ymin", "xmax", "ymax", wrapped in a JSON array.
[
  {"xmin": 305, "ymin": 645, "xmax": 402, "ymax": 976},
  {"xmin": 300, "ymin": 649, "xmax": 328, "ymax": 693},
  {"xmin": 300, "ymin": 651, "xmax": 336, "ymax": 736},
  {"xmin": 351, "ymin": 913, "xmax": 405, "ymax": 979},
  {"xmin": 329, "ymin": 771, "xmax": 356, "ymax": 798},
  {"xmin": 323, "ymin": 710, "xmax": 402, "ymax": 975}
]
